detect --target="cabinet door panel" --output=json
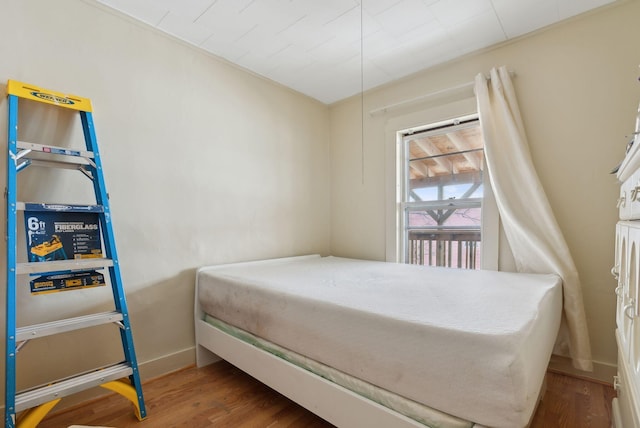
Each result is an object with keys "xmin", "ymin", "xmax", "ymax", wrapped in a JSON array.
[{"xmin": 617, "ymin": 224, "xmax": 630, "ymax": 348}]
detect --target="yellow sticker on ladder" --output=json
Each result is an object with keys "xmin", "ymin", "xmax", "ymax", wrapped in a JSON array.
[{"xmin": 7, "ymin": 80, "xmax": 93, "ymax": 112}]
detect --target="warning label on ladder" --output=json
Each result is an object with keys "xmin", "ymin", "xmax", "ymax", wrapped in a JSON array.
[{"xmin": 24, "ymin": 211, "xmax": 103, "ymax": 262}]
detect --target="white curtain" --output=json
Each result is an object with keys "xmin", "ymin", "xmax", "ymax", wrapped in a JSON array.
[{"xmin": 475, "ymin": 66, "xmax": 593, "ymax": 372}]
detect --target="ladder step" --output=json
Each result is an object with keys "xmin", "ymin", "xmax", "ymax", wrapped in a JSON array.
[
  {"xmin": 16, "ymin": 311, "xmax": 124, "ymax": 342},
  {"xmin": 19, "ymin": 158, "xmax": 92, "ymax": 170},
  {"xmin": 17, "ymin": 141, "xmax": 95, "ymax": 158},
  {"xmin": 17, "ymin": 202, "xmax": 104, "ymax": 213},
  {"xmin": 16, "ymin": 258, "xmax": 114, "ymax": 275},
  {"xmin": 15, "ymin": 363, "xmax": 133, "ymax": 413}
]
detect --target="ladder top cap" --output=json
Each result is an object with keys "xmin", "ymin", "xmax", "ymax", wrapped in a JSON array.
[{"xmin": 7, "ymin": 80, "xmax": 93, "ymax": 112}]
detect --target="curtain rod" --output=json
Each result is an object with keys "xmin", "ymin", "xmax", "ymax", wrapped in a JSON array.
[{"xmin": 369, "ymin": 70, "xmax": 516, "ymax": 117}]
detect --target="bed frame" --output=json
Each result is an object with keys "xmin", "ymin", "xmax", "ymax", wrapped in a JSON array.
[
  {"xmin": 194, "ymin": 302, "xmax": 454, "ymax": 428},
  {"xmin": 195, "ymin": 318, "xmax": 545, "ymax": 428}
]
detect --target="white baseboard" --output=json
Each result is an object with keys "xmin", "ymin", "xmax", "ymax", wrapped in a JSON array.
[
  {"xmin": 24, "ymin": 347, "xmax": 197, "ymax": 415},
  {"xmin": 138, "ymin": 346, "xmax": 196, "ymax": 380},
  {"xmin": 548, "ymin": 354, "xmax": 616, "ymax": 384}
]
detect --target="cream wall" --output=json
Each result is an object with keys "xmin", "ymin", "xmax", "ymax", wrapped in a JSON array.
[
  {"xmin": 0, "ymin": 0, "xmax": 636, "ymax": 410},
  {"xmin": 329, "ymin": 0, "xmax": 640, "ymax": 371},
  {"xmin": 0, "ymin": 0, "xmax": 330, "ymax": 401}
]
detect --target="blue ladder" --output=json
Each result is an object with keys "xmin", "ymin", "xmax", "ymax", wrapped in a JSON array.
[{"xmin": 5, "ymin": 80, "xmax": 147, "ymax": 427}]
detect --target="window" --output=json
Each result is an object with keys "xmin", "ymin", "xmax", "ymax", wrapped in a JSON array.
[{"xmin": 399, "ymin": 114, "xmax": 489, "ymax": 269}]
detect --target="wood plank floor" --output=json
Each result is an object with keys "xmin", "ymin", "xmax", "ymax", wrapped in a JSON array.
[{"xmin": 37, "ymin": 361, "xmax": 616, "ymax": 428}]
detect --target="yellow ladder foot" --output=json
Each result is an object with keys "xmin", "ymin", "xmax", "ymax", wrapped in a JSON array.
[
  {"xmin": 16, "ymin": 398, "xmax": 61, "ymax": 428},
  {"xmin": 100, "ymin": 379, "xmax": 146, "ymax": 421}
]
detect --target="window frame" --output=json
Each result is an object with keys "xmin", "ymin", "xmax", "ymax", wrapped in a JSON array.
[{"xmin": 392, "ymin": 113, "xmax": 499, "ymax": 270}]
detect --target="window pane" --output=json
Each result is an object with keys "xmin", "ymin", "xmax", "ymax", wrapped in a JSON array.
[
  {"xmin": 402, "ymin": 118, "xmax": 484, "ymax": 270},
  {"xmin": 406, "ymin": 229, "xmax": 481, "ymax": 269},
  {"xmin": 408, "ymin": 153, "xmax": 484, "ymax": 202},
  {"xmin": 407, "ymin": 207, "xmax": 481, "ymax": 228}
]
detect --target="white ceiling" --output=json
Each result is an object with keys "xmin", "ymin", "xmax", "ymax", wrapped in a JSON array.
[{"xmin": 95, "ymin": 0, "xmax": 617, "ymax": 104}]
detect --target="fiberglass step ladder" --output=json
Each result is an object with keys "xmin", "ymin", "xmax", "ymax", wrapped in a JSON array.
[{"xmin": 4, "ymin": 80, "xmax": 147, "ymax": 427}]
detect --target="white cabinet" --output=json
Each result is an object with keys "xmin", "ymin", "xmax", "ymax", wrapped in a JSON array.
[{"xmin": 614, "ymin": 122, "xmax": 640, "ymax": 427}]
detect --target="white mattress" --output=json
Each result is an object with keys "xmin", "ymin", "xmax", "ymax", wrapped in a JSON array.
[{"xmin": 197, "ymin": 255, "xmax": 562, "ymax": 427}]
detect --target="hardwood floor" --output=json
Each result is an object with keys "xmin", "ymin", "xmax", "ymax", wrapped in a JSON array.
[
  {"xmin": 37, "ymin": 362, "xmax": 615, "ymax": 428},
  {"xmin": 532, "ymin": 369, "xmax": 616, "ymax": 428}
]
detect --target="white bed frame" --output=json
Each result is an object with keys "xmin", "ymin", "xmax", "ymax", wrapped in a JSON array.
[
  {"xmin": 194, "ymin": 319, "xmax": 438, "ymax": 428},
  {"xmin": 194, "ymin": 301, "xmax": 454, "ymax": 428}
]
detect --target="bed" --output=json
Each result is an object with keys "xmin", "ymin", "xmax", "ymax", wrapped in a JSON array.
[{"xmin": 194, "ymin": 255, "xmax": 562, "ymax": 428}]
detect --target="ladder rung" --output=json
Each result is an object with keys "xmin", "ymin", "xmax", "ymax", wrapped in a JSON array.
[
  {"xmin": 15, "ymin": 362, "xmax": 133, "ymax": 412},
  {"xmin": 17, "ymin": 202, "xmax": 104, "ymax": 213},
  {"xmin": 20, "ymin": 158, "xmax": 91, "ymax": 170},
  {"xmin": 17, "ymin": 141, "xmax": 95, "ymax": 158},
  {"xmin": 16, "ymin": 311, "xmax": 124, "ymax": 342},
  {"xmin": 16, "ymin": 258, "xmax": 114, "ymax": 275}
]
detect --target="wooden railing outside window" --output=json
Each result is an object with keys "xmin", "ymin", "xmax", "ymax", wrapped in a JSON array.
[{"xmin": 407, "ymin": 229, "xmax": 481, "ymax": 269}]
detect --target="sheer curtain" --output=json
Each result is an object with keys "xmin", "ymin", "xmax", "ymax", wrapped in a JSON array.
[{"xmin": 475, "ymin": 66, "xmax": 593, "ymax": 371}]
